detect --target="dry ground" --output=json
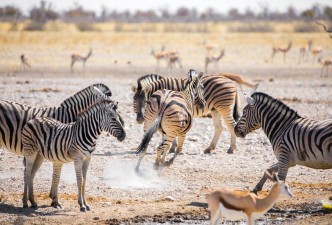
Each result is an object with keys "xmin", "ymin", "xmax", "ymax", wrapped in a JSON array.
[{"xmin": 0, "ymin": 31, "xmax": 331, "ymax": 225}]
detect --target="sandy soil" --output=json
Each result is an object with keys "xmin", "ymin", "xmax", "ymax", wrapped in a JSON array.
[{"xmin": 0, "ymin": 35, "xmax": 332, "ymax": 225}]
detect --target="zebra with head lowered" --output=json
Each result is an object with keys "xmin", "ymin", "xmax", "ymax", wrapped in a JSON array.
[
  {"xmin": 22, "ymin": 100, "xmax": 125, "ymax": 211},
  {"xmin": 135, "ymin": 69, "xmax": 206, "ymax": 172},
  {"xmin": 132, "ymin": 72, "xmax": 257, "ymax": 154},
  {"xmin": 234, "ymin": 92, "xmax": 332, "ymax": 194}
]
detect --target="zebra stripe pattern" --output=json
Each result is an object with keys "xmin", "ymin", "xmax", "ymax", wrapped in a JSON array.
[
  {"xmin": 22, "ymin": 100, "xmax": 125, "ymax": 211},
  {"xmin": 132, "ymin": 73, "xmax": 239, "ymax": 153},
  {"xmin": 135, "ymin": 69, "xmax": 206, "ymax": 172},
  {"xmin": 0, "ymin": 83, "xmax": 113, "ymax": 156},
  {"xmin": 234, "ymin": 92, "xmax": 332, "ymax": 193}
]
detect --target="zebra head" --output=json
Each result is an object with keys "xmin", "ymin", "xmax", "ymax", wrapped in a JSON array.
[
  {"xmin": 234, "ymin": 94, "xmax": 261, "ymax": 138},
  {"xmin": 132, "ymin": 86, "xmax": 146, "ymax": 124},
  {"xmin": 187, "ymin": 70, "xmax": 206, "ymax": 110},
  {"xmin": 102, "ymin": 102, "xmax": 126, "ymax": 142}
]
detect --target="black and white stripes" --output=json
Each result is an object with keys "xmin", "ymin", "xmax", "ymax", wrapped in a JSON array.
[
  {"xmin": 234, "ymin": 92, "xmax": 332, "ymax": 193},
  {"xmin": 22, "ymin": 100, "xmax": 125, "ymax": 211}
]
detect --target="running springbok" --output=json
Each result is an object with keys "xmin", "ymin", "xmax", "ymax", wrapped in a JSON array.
[
  {"xmin": 207, "ymin": 172, "xmax": 293, "ymax": 225},
  {"xmin": 71, "ymin": 49, "xmax": 93, "ymax": 71},
  {"xmin": 318, "ymin": 57, "xmax": 332, "ymax": 77}
]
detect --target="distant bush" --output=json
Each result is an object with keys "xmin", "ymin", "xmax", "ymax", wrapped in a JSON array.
[
  {"xmin": 24, "ymin": 21, "xmax": 44, "ymax": 31},
  {"xmin": 76, "ymin": 22, "xmax": 98, "ymax": 31},
  {"xmin": 228, "ymin": 23, "xmax": 274, "ymax": 32},
  {"xmin": 163, "ymin": 23, "xmax": 208, "ymax": 33},
  {"xmin": 293, "ymin": 23, "xmax": 319, "ymax": 32}
]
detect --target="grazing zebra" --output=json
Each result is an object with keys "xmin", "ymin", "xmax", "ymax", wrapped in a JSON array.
[
  {"xmin": 132, "ymin": 73, "xmax": 257, "ymax": 154},
  {"xmin": 22, "ymin": 101, "xmax": 126, "ymax": 211},
  {"xmin": 135, "ymin": 69, "xmax": 206, "ymax": 171},
  {"xmin": 0, "ymin": 83, "xmax": 114, "ymax": 156},
  {"xmin": 234, "ymin": 92, "xmax": 332, "ymax": 194}
]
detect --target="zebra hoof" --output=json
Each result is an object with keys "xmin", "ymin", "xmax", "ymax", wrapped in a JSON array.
[
  {"xmin": 30, "ymin": 204, "xmax": 38, "ymax": 209},
  {"xmin": 227, "ymin": 148, "xmax": 235, "ymax": 154},
  {"xmin": 23, "ymin": 203, "xmax": 29, "ymax": 208},
  {"xmin": 80, "ymin": 207, "xmax": 87, "ymax": 212},
  {"xmin": 85, "ymin": 205, "xmax": 90, "ymax": 211},
  {"xmin": 204, "ymin": 149, "xmax": 212, "ymax": 154}
]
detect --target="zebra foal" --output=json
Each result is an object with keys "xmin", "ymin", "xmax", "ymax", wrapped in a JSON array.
[
  {"xmin": 234, "ymin": 92, "xmax": 332, "ymax": 194},
  {"xmin": 22, "ymin": 100, "xmax": 125, "ymax": 211},
  {"xmin": 135, "ymin": 69, "xmax": 206, "ymax": 171}
]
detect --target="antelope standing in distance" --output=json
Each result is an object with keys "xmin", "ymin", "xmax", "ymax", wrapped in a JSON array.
[
  {"xmin": 207, "ymin": 172, "xmax": 293, "ymax": 225},
  {"xmin": 315, "ymin": 20, "xmax": 332, "ymax": 38},
  {"xmin": 20, "ymin": 54, "xmax": 31, "ymax": 72},
  {"xmin": 205, "ymin": 49, "xmax": 225, "ymax": 73},
  {"xmin": 298, "ymin": 40, "xmax": 313, "ymax": 64},
  {"xmin": 166, "ymin": 50, "xmax": 182, "ymax": 71},
  {"xmin": 150, "ymin": 45, "xmax": 167, "ymax": 69},
  {"xmin": 318, "ymin": 57, "xmax": 332, "ymax": 77},
  {"xmin": 71, "ymin": 49, "xmax": 92, "ymax": 71},
  {"xmin": 311, "ymin": 46, "xmax": 323, "ymax": 63},
  {"xmin": 271, "ymin": 41, "xmax": 292, "ymax": 63},
  {"xmin": 202, "ymin": 40, "xmax": 219, "ymax": 53}
]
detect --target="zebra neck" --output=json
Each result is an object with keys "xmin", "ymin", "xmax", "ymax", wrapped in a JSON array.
[
  {"xmin": 258, "ymin": 101, "xmax": 299, "ymax": 142},
  {"xmin": 182, "ymin": 82, "xmax": 195, "ymax": 111},
  {"xmin": 73, "ymin": 112, "xmax": 102, "ymax": 150}
]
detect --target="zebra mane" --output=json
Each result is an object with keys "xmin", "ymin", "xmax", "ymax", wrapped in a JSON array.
[
  {"xmin": 92, "ymin": 83, "xmax": 112, "ymax": 97},
  {"xmin": 76, "ymin": 99, "xmax": 113, "ymax": 119},
  {"xmin": 59, "ymin": 84, "xmax": 110, "ymax": 108},
  {"xmin": 137, "ymin": 74, "xmax": 164, "ymax": 91},
  {"xmin": 251, "ymin": 92, "xmax": 300, "ymax": 117}
]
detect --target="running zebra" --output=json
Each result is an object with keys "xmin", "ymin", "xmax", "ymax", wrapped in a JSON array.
[
  {"xmin": 234, "ymin": 92, "xmax": 332, "ymax": 194},
  {"xmin": 132, "ymin": 73, "xmax": 257, "ymax": 154},
  {"xmin": 22, "ymin": 101, "xmax": 125, "ymax": 211},
  {"xmin": 135, "ymin": 69, "xmax": 206, "ymax": 171},
  {"xmin": 0, "ymin": 83, "xmax": 115, "ymax": 156}
]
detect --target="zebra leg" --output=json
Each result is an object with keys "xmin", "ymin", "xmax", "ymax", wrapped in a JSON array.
[
  {"xmin": 50, "ymin": 163, "xmax": 63, "ymax": 209},
  {"xmin": 82, "ymin": 158, "xmax": 91, "ymax": 211},
  {"xmin": 204, "ymin": 110, "xmax": 223, "ymax": 154},
  {"xmin": 74, "ymin": 157, "xmax": 86, "ymax": 212},
  {"xmin": 253, "ymin": 163, "xmax": 279, "ymax": 194},
  {"xmin": 165, "ymin": 134, "xmax": 185, "ymax": 167},
  {"xmin": 168, "ymin": 137, "xmax": 178, "ymax": 154},
  {"xmin": 154, "ymin": 138, "xmax": 171, "ymax": 170},
  {"xmin": 220, "ymin": 108, "xmax": 237, "ymax": 154},
  {"xmin": 25, "ymin": 152, "xmax": 39, "ymax": 208}
]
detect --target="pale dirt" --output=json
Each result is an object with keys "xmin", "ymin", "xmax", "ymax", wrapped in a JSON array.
[{"xmin": 0, "ymin": 33, "xmax": 332, "ymax": 225}]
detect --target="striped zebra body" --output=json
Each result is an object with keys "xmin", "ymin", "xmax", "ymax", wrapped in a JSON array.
[
  {"xmin": 0, "ymin": 83, "xmax": 113, "ymax": 156},
  {"xmin": 133, "ymin": 73, "xmax": 240, "ymax": 153},
  {"xmin": 234, "ymin": 92, "xmax": 332, "ymax": 193},
  {"xmin": 22, "ymin": 101, "xmax": 125, "ymax": 211},
  {"xmin": 135, "ymin": 70, "xmax": 205, "ymax": 171}
]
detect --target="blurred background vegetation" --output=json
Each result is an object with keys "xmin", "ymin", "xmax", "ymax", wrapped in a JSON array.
[{"xmin": 0, "ymin": 0, "xmax": 331, "ymax": 33}]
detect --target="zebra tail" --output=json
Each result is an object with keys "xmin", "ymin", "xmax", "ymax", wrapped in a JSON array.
[
  {"xmin": 136, "ymin": 116, "xmax": 162, "ymax": 155},
  {"xmin": 233, "ymin": 90, "xmax": 240, "ymax": 122}
]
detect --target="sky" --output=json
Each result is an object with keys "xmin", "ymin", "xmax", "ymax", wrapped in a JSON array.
[{"xmin": 1, "ymin": 0, "xmax": 331, "ymax": 15}]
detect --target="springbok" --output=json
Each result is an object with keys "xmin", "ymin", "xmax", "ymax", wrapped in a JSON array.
[
  {"xmin": 207, "ymin": 172, "xmax": 293, "ymax": 225},
  {"xmin": 20, "ymin": 54, "xmax": 31, "ymax": 72},
  {"xmin": 205, "ymin": 49, "xmax": 225, "ymax": 73},
  {"xmin": 318, "ymin": 57, "xmax": 332, "ymax": 77},
  {"xmin": 271, "ymin": 41, "xmax": 292, "ymax": 63},
  {"xmin": 71, "ymin": 49, "xmax": 93, "ymax": 71},
  {"xmin": 299, "ymin": 40, "xmax": 313, "ymax": 64}
]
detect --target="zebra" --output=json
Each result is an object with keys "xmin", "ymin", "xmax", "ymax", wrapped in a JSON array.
[
  {"xmin": 0, "ymin": 83, "xmax": 117, "ymax": 156},
  {"xmin": 0, "ymin": 83, "xmax": 122, "ymax": 206},
  {"xmin": 22, "ymin": 100, "xmax": 125, "ymax": 211},
  {"xmin": 132, "ymin": 72, "xmax": 257, "ymax": 154},
  {"xmin": 135, "ymin": 69, "xmax": 206, "ymax": 172},
  {"xmin": 234, "ymin": 92, "xmax": 332, "ymax": 194}
]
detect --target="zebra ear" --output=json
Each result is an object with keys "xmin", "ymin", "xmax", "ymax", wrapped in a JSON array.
[
  {"xmin": 244, "ymin": 93, "xmax": 255, "ymax": 105},
  {"xmin": 198, "ymin": 72, "xmax": 204, "ymax": 79},
  {"xmin": 131, "ymin": 85, "xmax": 137, "ymax": 92},
  {"xmin": 93, "ymin": 86, "xmax": 104, "ymax": 97}
]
